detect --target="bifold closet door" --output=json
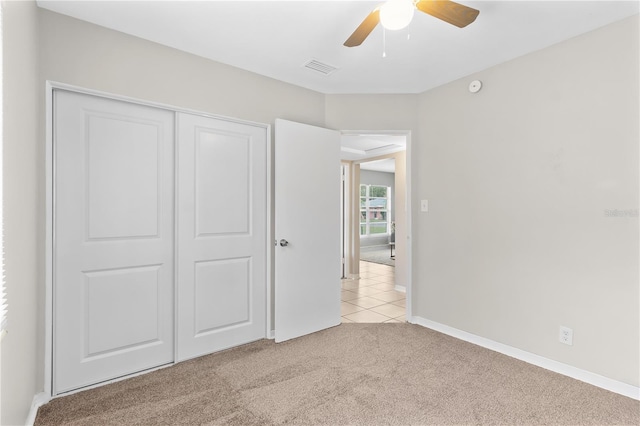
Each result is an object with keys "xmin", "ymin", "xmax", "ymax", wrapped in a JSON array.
[
  {"xmin": 53, "ymin": 90, "xmax": 175, "ymax": 394},
  {"xmin": 176, "ymin": 113, "xmax": 267, "ymax": 361}
]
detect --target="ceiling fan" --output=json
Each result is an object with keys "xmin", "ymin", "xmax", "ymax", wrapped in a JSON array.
[{"xmin": 344, "ymin": 0, "xmax": 480, "ymax": 47}]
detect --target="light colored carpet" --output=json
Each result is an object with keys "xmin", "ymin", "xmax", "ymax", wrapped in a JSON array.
[
  {"xmin": 36, "ymin": 324, "xmax": 639, "ymax": 425},
  {"xmin": 360, "ymin": 245, "xmax": 395, "ymax": 267}
]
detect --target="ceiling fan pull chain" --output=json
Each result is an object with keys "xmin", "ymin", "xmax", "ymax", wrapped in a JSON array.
[{"xmin": 382, "ymin": 28, "xmax": 387, "ymax": 58}]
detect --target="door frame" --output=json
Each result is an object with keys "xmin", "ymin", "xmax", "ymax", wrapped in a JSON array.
[
  {"xmin": 340, "ymin": 130, "xmax": 413, "ymax": 321},
  {"xmin": 44, "ymin": 81, "xmax": 272, "ymax": 398},
  {"xmin": 340, "ymin": 162, "xmax": 352, "ymax": 279}
]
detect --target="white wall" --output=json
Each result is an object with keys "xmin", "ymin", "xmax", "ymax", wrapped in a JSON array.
[
  {"xmin": 416, "ymin": 15, "xmax": 639, "ymax": 386},
  {"xmin": 1, "ymin": 1, "xmax": 41, "ymax": 424}
]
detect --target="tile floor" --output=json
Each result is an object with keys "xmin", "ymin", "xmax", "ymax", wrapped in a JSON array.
[{"xmin": 341, "ymin": 261, "xmax": 405, "ymax": 323}]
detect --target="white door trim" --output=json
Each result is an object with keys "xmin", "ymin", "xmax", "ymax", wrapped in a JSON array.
[
  {"xmin": 340, "ymin": 162, "xmax": 352, "ymax": 279},
  {"xmin": 44, "ymin": 81, "xmax": 272, "ymax": 398},
  {"xmin": 340, "ymin": 130, "xmax": 413, "ymax": 320}
]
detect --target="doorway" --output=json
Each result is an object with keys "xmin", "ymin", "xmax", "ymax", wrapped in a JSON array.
[{"xmin": 339, "ymin": 132, "xmax": 410, "ymax": 323}]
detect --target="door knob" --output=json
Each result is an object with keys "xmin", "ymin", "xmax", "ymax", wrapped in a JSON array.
[{"xmin": 279, "ymin": 239, "xmax": 289, "ymax": 247}]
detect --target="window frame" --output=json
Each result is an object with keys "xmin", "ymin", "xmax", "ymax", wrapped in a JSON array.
[{"xmin": 359, "ymin": 184, "xmax": 391, "ymax": 237}]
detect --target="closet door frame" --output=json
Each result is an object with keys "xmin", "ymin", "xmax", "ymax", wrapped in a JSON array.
[{"xmin": 44, "ymin": 81, "xmax": 272, "ymax": 398}]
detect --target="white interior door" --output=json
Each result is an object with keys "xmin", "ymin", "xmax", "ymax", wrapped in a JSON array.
[
  {"xmin": 275, "ymin": 119, "xmax": 341, "ymax": 342},
  {"xmin": 176, "ymin": 113, "xmax": 267, "ymax": 361},
  {"xmin": 53, "ymin": 90, "xmax": 175, "ymax": 394}
]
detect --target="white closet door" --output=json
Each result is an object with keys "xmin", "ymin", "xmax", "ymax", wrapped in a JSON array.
[
  {"xmin": 176, "ymin": 113, "xmax": 267, "ymax": 361},
  {"xmin": 54, "ymin": 90, "xmax": 175, "ymax": 394}
]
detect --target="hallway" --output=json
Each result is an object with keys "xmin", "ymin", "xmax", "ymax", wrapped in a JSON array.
[{"xmin": 341, "ymin": 261, "xmax": 405, "ymax": 323}]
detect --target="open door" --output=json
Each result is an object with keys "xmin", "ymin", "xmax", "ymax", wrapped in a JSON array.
[{"xmin": 274, "ymin": 119, "xmax": 341, "ymax": 342}]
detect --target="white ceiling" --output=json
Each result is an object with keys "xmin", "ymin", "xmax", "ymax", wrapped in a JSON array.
[
  {"xmin": 37, "ymin": 0, "xmax": 639, "ymax": 95},
  {"xmin": 340, "ymin": 133, "xmax": 406, "ymax": 161},
  {"xmin": 341, "ymin": 133, "xmax": 405, "ymax": 171},
  {"xmin": 360, "ymin": 158, "xmax": 397, "ymax": 173}
]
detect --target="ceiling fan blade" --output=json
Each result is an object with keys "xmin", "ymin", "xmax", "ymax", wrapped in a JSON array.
[
  {"xmin": 415, "ymin": 0, "xmax": 479, "ymax": 28},
  {"xmin": 344, "ymin": 9, "xmax": 380, "ymax": 47}
]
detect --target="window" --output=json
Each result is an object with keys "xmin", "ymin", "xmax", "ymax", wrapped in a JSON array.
[{"xmin": 360, "ymin": 184, "xmax": 390, "ymax": 236}]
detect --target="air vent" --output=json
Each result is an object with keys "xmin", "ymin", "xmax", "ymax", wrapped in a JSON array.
[{"xmin": 303, "ymin": 59, "xmax": 338, "ymax": 76}]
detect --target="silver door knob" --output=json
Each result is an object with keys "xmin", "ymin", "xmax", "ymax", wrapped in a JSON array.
[{"xmin": 279, "ymin": 239, "xmax": 289, "ymax": 247}]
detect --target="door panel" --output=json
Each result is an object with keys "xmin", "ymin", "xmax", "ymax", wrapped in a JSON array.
[
  {"xmin": 195, "ymin": 133, "xmax": 250, "ymax": 235},
  {"xmin": 54, "ymin": 90, "xmax": 175, "ymax": 394},
  {"xmin": 86, "ymin": 114, "xmax": 161, "ymax": 239},
  {"xmin": 84, "ymin": 265, "xmax": 162, "ymax": 356},
  {"xmin": 274, "ymin": 119, "xmax": 341, "ymax": 343},
  {"xmin": 176, "ymin": 113, "xmax": 267, "ymax": 361},
  {"xmin": 194, "ymin": 258, "xmax": 251, "ymax": 332}
]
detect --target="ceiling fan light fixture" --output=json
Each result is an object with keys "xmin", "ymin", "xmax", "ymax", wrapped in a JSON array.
[{"xmin": 379, "ymin": 0, "xmax": 415, "ymax": 31}]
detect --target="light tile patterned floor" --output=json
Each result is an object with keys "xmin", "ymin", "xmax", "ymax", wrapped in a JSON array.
[{"xmin": 341, "ymin": 261, "xmax": 405, "ymax": 323}]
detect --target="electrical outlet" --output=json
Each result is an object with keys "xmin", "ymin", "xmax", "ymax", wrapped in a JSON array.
[{"xmin": 559, "ymin": 326, "xmax": 573, "ymax": 346}]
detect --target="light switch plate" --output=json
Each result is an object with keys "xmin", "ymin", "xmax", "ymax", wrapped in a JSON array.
[{"xmin": 421, "ymin": 200, "xmax": 428, "ymax": 212}]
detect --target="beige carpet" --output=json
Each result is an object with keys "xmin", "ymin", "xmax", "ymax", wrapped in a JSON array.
[{"xmin": 36, "ymin": 324, "xmax": 639, "ymax": 425}]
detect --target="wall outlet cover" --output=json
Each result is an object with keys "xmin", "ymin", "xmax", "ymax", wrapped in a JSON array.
[{"xmin": 559, "ymin": 326, "xmax": 573, "ymax": 346}]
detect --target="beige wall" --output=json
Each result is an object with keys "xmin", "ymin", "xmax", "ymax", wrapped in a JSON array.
[
  {"xmin": 416, "ymin": 15, "xmax": 639, "ymax": 386},
  {"xmin": 38, "ymin": 9, "xmax": 325, "ymax": 127},
  {"xmin": 1, "ymin": 1, "xmax": 41, "ymax": 424},
  {"xmin": 325, "ymin": 95, "xmax": 419, "ymax": 132}
]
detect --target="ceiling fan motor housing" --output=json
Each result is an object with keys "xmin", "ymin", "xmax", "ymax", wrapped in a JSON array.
[{"xmin": 379, "ymin": 0, "xmax": 415, "ymax": 30}]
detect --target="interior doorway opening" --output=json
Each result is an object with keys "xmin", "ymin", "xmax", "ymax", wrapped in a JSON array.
[{"xmin": 339, "ymin": 132, "xmax": 410, "ymax": 323}]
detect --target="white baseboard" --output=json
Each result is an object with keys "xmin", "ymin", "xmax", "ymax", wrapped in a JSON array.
[
  {"xmin": 26, "ymin": 392, "xmax": 51, "ymax": 426},
  {"xmin": 412, "ymin": 316, "xmax": 640, "ymax": 401},
  {"xmin": 394, "ymin": 285, "xmax": 406, "ymax": 293}
]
